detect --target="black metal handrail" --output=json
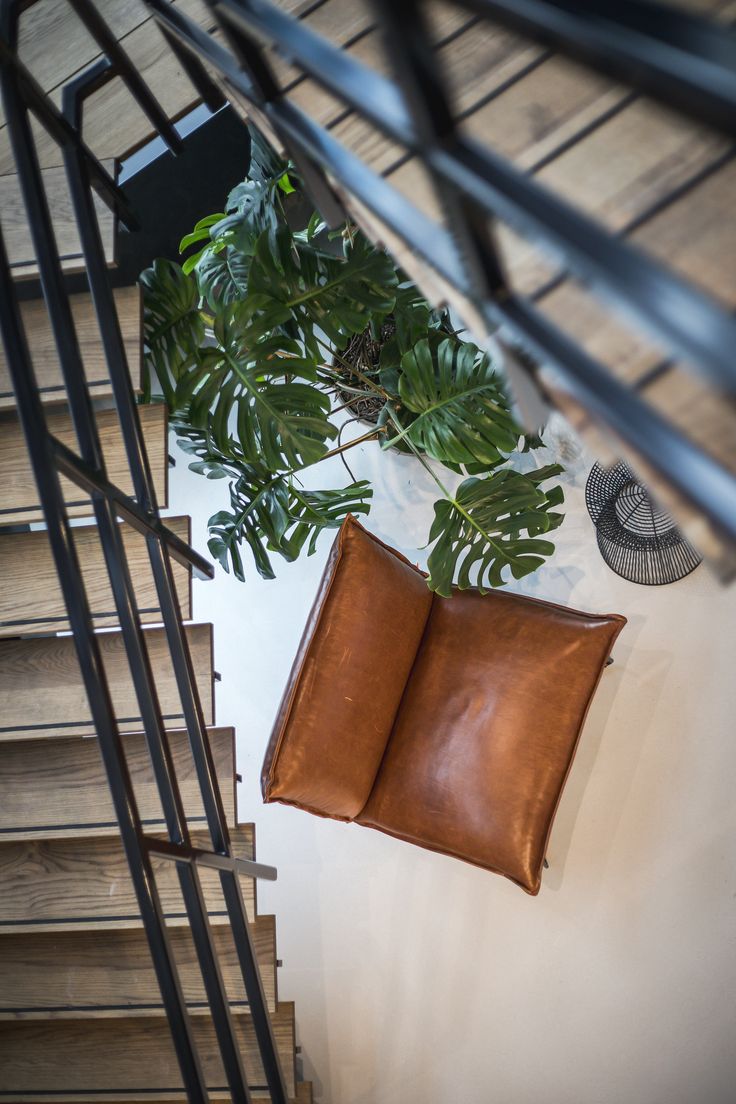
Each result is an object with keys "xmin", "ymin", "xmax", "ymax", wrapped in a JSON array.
[
  {"xmin": 0, "ymin": 0, "xmax": 289, "ymax": 1100},
  {"xmin": 144, "ymin": 0, "xmax": 736, "ymax": 557}
]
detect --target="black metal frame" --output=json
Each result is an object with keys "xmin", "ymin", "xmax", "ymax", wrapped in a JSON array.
[
  {"xmin": 0, "ymin": 0, "xmax": 289, "ymax": 1100},
  {"xmin": 138, "ymin": 0, "xmax": 736, "ymax": 555}
]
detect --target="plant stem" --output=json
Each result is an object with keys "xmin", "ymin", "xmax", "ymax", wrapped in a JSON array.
[
  {"xmin": 383, "ymin": 406, "xmax": 513, "ymax": 562},
  {"xmin": 319, "ymin": 426, "xmax": 383, "ymax": 462}
]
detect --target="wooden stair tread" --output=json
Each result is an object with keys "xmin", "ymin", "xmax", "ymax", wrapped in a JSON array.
[
  {"xmin": 0, "ymin": 622, "xmax": 213, "ymax": 741},
  {"xmin": 0, "ymin": 515, "xmax": 191, "ymax": 637},
  {"xmin": 0, "ymin": 824, "xmax": 257, "ymax": 930},
  {"xmin": 0, "ymin": 726, "xmax": 235, "ymax": 840},
  {"xmin": 0, "ymin": 165, "xmax": 117, "ymax": 280},
  {"xmin": 0, "ymin": 285, "xmax": 142, "ymax": 411},
  {"xmin": 0, "ymin": 1004, "xmax": 296, "ymax": 1098},
  {"xmin": 0, "ymin": 401, "xmax": 168, "ymax": 525},
  {"xmin": 0, "ymin": 914, "xmax": 277, "ymax": 1017}
]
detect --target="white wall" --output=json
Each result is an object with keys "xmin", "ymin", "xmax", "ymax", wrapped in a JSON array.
[{"xmin": 168, "ymin": 418, "xmax": 736, "ymax": 1104}]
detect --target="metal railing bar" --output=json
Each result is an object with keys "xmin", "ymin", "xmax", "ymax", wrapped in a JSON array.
[
  {"xmin": 304, "ymin": 9, "xmax": 482, "ymax": 128},
  {"xmin": 66, "ymin": 0, "xmax": 185, "ymax": 153},
  {"xmin": 454, "ymin": 0, "xmax": 736, "ymax": 137},
  {"xmin": 210, "ymin": 0, "xmax": 736, "ymax": 397},
  {"xmin": 207, "ymin": 4, "xmax": 345, "ymax": 225},
  {"xmin": 5, "ymin": 40, "xmax": 218, "ymax": 965},
  {"xmin": 530, "ymin": 143, "xmax": 736, "ymax": 305},
  {"xmin": 147, "ymin": 837, "xmax": 279, "ymax": 881},
  {"xmin": 0, "ymin": 223, "xmax": 210, "ymax": 1103},
  {"xmin": 7, "ymin": 36, "xmax": 265, "ymax": 1096},
  {"xmin": 158, "ymin": 22, "xmax": 229, "ymax": 112},
  {"xmin": 214, "ymin": 0, "xmax": 411, "ymax": 135},
  {"xmin": 144, "ymin": 1, "xmax": 736, "ymax": 546},
  {"xmin": 62, "ymin": 56, "xmax": 117, "ymax": 120},
  {"xmin": 177, "ymin": 861, "xmax": 254, "ymax": 1104},
  {"xmin": 0, "ymin": 36, "xmax": 137, "ymax": 230},
  {"xmin": 148, "ymin": 0, "xmax": 253, "ymax": 91},
  {"xmin": 359, "ymin": 47, "xmax": 554, "ymax": 174},
  {"xmin": 59, "ymin": 141, "xmax": 197, "ymax": 858},
  {"xmin": 370, "ymin": 0, "xmax": 507, "ymax": 298},
  {"xmin": 220, "ymin": 869, "xmax": 291, "ymax": 1104},
  {"xmin": 148, "ymin": 527, "xmax": 292, "ymax": 1098},
  {"xmin": 49, "ymin": 437, "xmax": 215, "ymax": 579},
  {"xmin": 1, "ymin": 64, "xmax": 110, "ymax": 477},
  {"xmin": 61, "ymin": 73, "xmax": 164, "ymax": 520},
  {"xmin": 60, "ymin": 105, "xmax": 264, "ymax": 1100},
  {"xmin": 146, "ymin": 530, "xmax": 234, "ymax": 856}
]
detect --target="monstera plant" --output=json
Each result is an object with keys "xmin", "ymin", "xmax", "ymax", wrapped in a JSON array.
[{"xmin": 141, "ymin": 128, "xmax": 564, "ymax": 596}]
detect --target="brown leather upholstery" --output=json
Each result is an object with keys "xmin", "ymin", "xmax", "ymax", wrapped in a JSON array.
[
  {"xmin": 261, "ymin": 517, "xmax": 433, "ymax": 820},
  {"xmin": 262, "ymin": 516, "xmax": 626, "ymax": 894}
]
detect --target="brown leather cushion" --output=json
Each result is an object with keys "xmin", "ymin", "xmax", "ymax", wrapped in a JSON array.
[
  {"xmin": 357, "ymin": 588, "xmax": 625, "ymax": 894},
  {"xmin": 261, "ymin": 516, "xmax": 433, "ymax": 819},
  {"xmin": 263, "ymin": 517, "xmax": 625, "ymax": 894}
]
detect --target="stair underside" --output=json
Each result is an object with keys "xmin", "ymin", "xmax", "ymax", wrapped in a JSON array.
[
  {"xmin": 0, "ymin": 401, "xmax": 168, "ymax": 525},
  {"xmin": 0, "ymin": 0, "xmax": 218, "ymax": 176},
  {"xmin": 0, "ymin": 726, "xmax": 236, "ymax": 840}
]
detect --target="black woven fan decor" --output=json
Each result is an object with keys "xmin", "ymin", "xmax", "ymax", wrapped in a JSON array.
[{"xmin": 585, "ymin": 461, "xmax": 702, "ymax": 585}]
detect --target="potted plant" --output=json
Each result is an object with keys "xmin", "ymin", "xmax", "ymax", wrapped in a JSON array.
[{"xmin": 141, "ymin": 127, "xmax": 564, "ymax": 596}]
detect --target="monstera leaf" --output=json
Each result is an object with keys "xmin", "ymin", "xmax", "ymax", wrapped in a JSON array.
[
  {"xmin": 426, "ymin": 464, "xmax": 565, "ymax": 596},
  {"xmin": 208, "ymin": 469, "xmax": 372, "ymax": 581},
  {"xmin": 140, "ymin": 259, "xmax": 205, "ymax": 408},
  {"xmin": 191, "ymin": 244, "xmax": 251, "ymax": 311},
  {"xmin": 179, "ymin": 178, "xmax": 282, "ymax": 309},
  {"xmin": 248, "ymin": 227, "xmax": 398, "ymax": 357},
  {"xmin": 172, "ymin": 298, "xmax": 334, "ymax": 471},
  {"xmin": 386, "ymin": 337, "xmax": 521, "ymax": 470}
]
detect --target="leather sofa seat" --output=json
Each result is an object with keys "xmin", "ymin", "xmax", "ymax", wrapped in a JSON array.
[{"xmin": 262, "ymin": 516, "xmax": 625, "ymax": 894}]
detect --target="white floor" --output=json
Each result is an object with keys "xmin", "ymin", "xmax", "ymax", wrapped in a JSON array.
[{"xmin": 169, "ymin": 417, "xmax": 736, "ymax": 1104}]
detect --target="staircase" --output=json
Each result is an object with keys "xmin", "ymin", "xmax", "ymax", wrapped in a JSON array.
[{"xmin": 0, "ymin": 0, "xmax": 313, "ymax": 1099}]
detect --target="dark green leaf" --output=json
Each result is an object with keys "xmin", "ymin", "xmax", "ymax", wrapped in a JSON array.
[
  {"xmin": 388, "ymin": 336, "xmax": 522, "ymax": 469},
  {"xmin": 425, "ymin": 466, "xmax": 565, "ymax": 596}
]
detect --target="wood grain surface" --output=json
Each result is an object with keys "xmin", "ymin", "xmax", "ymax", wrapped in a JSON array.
[
  {"xmin": 0, "ymin": 402, "xmax": 168, "ymax": 524},
  {"xmin": 0, "ymin": 0, "xmax": 215, "ymax": 176},
  {"xmin": 0, "ymin": 726, "xmax": 235, "ymax": 839},
  {"xmin": 1, "ymin": 165, "xmax": 116, "ymax": 279},
  {"xmin": 0, "ymin": 1004, "xmax": 295, "ymax": 1097},
  {"xmin": 0, "ymin": 515, "xmax": 191, "ymax": 636},
  {"xmin": 0, "ymin": 824, "xmax": 257, "ymax": 930},
  {"xmin": 0, "ymin": 286, "xmax": 142, "ymax": 410},
  {"xmin": 0, "ymin": 622, "xmax": 213, "ymax": 740},
  {"xmin": 0, "ymin": 914, "xmax": 276, "ymax": 1015}
]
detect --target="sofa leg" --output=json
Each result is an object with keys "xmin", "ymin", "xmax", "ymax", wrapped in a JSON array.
[
  {"xmin": 605, "ymin": 655, "xmax": 614, "ymax": 667},
  {"xmin": 543, "ymin": 858, "xmax": 549, "ymax": 869}
]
